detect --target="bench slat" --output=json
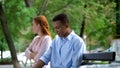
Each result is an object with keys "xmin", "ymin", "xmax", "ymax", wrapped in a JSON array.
[
  {"xmin": 83, "ymin": 52, "xmax": 116, "ymax": 61},
  {"xmin": 81, "ymin": 52, "xmax": 116, "ymax": 65}
]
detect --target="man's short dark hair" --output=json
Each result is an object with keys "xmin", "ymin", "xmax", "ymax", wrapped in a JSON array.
[{"xmin": 52, "ymin": 13, "xmax": 69, "ymax": 24}]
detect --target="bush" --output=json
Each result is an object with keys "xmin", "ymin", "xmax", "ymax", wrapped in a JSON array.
[{"xmin": 0, "ymin": 58, "xmax": 12, "ymax": 64}]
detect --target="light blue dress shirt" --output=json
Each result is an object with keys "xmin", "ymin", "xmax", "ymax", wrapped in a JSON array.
[{"xmin": 40, "ymin": 31, "xmax": 86, "ymax": 68}]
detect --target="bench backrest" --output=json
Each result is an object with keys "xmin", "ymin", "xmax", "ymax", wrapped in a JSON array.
[{"xmin": 82, "ymin": 52, "xmax": 116, "ymax": 65}]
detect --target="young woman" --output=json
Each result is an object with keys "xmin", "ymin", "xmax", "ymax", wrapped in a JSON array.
[{"xmin": 25, "ymin": 15, "xmax": 52, "ymax": 68}]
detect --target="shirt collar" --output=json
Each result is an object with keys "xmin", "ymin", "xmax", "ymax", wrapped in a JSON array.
[
  {"xmin": 67, "ymin": 30, "xmax": 75, "ymax": 40},
  {"xmin": 60, "ymin": 30, "xmax": 75, "ymax": 41}
]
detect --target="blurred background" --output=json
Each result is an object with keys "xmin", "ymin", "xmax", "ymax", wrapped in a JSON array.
[{"xmin": 0, "ymin": 0, "xmax": 120, "ymax": 67}]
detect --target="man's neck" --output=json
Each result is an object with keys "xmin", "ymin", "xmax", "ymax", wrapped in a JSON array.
[{"xmin": 63, "ymin": 29, "xmax": 72, "ymax": 38}]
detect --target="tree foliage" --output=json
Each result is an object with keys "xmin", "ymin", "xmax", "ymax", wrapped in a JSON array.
[{"xmin": 0, "ymin": 0, "xmax": 117, "ymax": 52}]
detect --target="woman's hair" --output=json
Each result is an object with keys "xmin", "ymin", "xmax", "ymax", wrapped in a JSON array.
[{"xmin": 33, "ymin": 15, "xmax": 52, "ymax": 38}]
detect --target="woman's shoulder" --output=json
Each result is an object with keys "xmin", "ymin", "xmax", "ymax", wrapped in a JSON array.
[
  {"xmin": 33, "ymin": 35, "xmax": 40, "ymax": 40},
  {"xmin": 44, "ymin": 35, "xmax": 51, "ymax": 39},
  {"xmin": 43, "ymin": 35, "xmax": 52, "ymax": 43}
]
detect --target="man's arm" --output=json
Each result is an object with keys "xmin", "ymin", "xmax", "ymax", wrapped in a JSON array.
[
  {"xmin": 71, "ymin": 39, "xmax": 86, "ymax": 67},
  {"xmin": 32, "ymin": 60, "xmax": 45, "ymax": 68}
]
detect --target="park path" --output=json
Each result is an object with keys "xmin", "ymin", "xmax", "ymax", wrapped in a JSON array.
[
  {"xmin": 0, "ymin": 52, "xmax": 33, "ymax": 68},
  {"xmin": 0, "ymin": 64, "xmax": 32, "ymax": 68}
]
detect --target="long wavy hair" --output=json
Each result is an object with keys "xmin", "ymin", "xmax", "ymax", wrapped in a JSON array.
[{"xmin": 33, "ymin": 15, "xmax": 52, "ymax": 39}]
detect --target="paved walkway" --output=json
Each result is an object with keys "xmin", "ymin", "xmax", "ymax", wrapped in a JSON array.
[
  {"xmin": 0, "ymin": 61, "xmax": 34, "ymax": 68},
  {"xmin": 0, "ymin": 64, "xmax": 32, "ymax": 68},
  {"xmin": 0, "ymin": 52, "xmax": 34, "ymax": 68},
  {"xmin": 0, "ymin": 65, "xmax": 13, "ymax": 68}
]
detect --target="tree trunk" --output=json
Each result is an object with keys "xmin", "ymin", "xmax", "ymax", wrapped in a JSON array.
[
  {"xmin": 0, "ymin": 38, "xmax": 3, "ymax": 61},
  {"xmin": 80, "ymin": 16, "xmax": 85, "ymax": 38},
  {"xmin": 0, "ymin": 44, "xmax": 3, "ymax": 60},
  {"xmin": 110, "ymin": 0, "xmax": 120, "ymax": 61},
  {"xmin": 115, "ymin": 0, "xmax": 120, "ymax": 38},
  {"xmin": 0, "ymin": 3, "xmax": 21, "ymax": 68},
  {"xmin": 24, "ymin": 0, "xmax": 49, "ymax": 15},
  {"xmin": 79, "ymin": 5, "xmax": 87, "ymax": 38},
  {"xmin": 24, "ymin": 0, "xmax": 33, "ymax": 7},
  {"xmin": 38, "ymin": 0, "xmax": 49, "ymax": 15}
]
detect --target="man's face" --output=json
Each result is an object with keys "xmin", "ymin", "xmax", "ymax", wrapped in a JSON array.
[{"xmin": 53, "ymin": 21, "xmax": 67, "ymax": 37}]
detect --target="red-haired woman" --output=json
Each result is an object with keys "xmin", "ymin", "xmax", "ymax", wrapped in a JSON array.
[{"xmin": 25, "ymin": 15, "xmax": 52, "ymax": 68}]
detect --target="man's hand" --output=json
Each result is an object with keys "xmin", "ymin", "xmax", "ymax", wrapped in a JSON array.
[{"xmin": 32, "ymin": 60, "xmax": 45, "ymax": 68}]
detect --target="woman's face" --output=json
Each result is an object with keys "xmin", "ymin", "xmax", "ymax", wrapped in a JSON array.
[{"xmin": 32, "ymin": 20, "xmax": 40, "ymax": 34}]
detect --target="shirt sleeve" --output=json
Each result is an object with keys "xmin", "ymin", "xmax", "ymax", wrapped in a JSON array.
[
  {"xmin": 25, "ymin": 48, "xmax": 32, "ymax": 59},
  {"xmin": 34, "ymin": 36, "xmax": 52, "ymax": 62},
  {"xmin": 71, "ymin": 38, "xmax": 86, "ymax": 68},
  {"xmin": 40, "ymin": 40, "xmax": 54, "ymax": 65},
  {"xmin": 25, "ymin": 36, "xmax": 39, "ymax": 59}
]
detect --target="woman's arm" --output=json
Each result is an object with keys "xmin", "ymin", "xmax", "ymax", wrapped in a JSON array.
[
  {"xmin": 25, "ymin": 36, "xmax": 39, "ymax": 59},
  {"xmin": 33, "ymin": 36, "xmax": 52, "ymax": 62},
  {"xmin": 25, "ymin": 48, "xmax": 32, "ymax": 59}
]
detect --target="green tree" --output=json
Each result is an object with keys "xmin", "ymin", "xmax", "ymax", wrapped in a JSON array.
[
  {"xmin": 0, "ymin": 1, "xmax": 20, "ymax": 68},
  {"xmin": 0, "ymin": 0, "xmax": 117, "ymax": 56}
]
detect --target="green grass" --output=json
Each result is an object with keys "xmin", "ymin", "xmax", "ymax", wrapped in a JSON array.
[
  {"xmin": 0, "ymin": 58, "xmax": 12, "ymax": 64},
  {"xmin": 89, "ymin": 61, "xmax": 109, "ymax": 64}
]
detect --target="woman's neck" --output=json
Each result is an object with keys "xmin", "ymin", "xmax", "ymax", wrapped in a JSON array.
[{"xmin": 38, "ymin": 31, "xmax": 44, "ymax": 37}]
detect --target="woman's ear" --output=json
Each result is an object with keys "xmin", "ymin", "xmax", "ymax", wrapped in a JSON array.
[{"xmin": 37, "ymin": 24, "xmax": 40, "ymax": 28}]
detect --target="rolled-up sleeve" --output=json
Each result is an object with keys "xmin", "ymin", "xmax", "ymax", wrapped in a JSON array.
[{"xmin": 40, "ymin": 44, "xmax": 52, "ymax": 65}]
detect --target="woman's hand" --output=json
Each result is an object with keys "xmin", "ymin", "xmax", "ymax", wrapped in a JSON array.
[{"xmin": 30, "ymin": 52, "xmax": 37, "ymax": 59}]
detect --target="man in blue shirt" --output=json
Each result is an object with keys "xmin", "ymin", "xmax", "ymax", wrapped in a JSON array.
[{"xmin": 33, "ymin": 13, "xmax": 86, "ymax": 68}]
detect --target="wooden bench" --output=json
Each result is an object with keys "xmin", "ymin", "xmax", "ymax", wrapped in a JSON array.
[{"xmin": 81, "ymin": 52, "xmax": 116, "ymax": 65}]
